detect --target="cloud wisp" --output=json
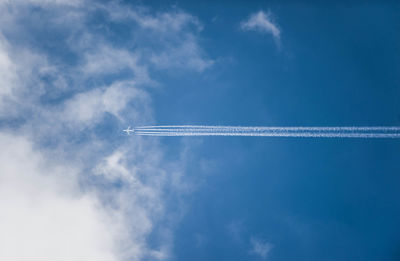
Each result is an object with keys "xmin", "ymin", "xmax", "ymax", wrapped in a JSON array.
[
  {"xmin": 240, "ymin": 11, "xmax": 280, "ymax": 42},
  {"xmin": 133, "ymin": 125, "xmax": 400, "ymax": 138},
  {"xmin": 250, "ymin": 237, "xmax": 273, "ymax": 259}
]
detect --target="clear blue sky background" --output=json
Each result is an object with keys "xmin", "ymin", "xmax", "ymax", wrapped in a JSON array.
[{"xmin": 141, "ymin": 1, "xmax": 400, "ymax": 260}]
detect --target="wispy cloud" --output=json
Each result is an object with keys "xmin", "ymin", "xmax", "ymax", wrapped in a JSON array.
[
  {"xmin": 82, "ymin": 46, "xmax": 151, "ymax": 84},
  {"xmin": 0, "ymin": 0, "xmax": 83, "ymax": 6},
  {"xmin": 0, "ymin": 1, "xmax": 209, "ymax": 260},
  {"xmin": 250, "ymin": 237, "xmax": 273, "ymax": 259},
  {"xmin": 106, "ymin": 5, "xmax": 213, "ymax": 73},
  {"xmin": 227, "ymin": 220, "xmax": 245, "ymax": 244},
  {"xmin": 62, "ymin": 81, "xmax": 148, "ymax": 128},
  {"xmin": 240, "ymin": 11, "xmax": 280, "ymax": 42},
  {"xmin": 150, "ymin": 36, "xmax": 214, "ymax": 72}
]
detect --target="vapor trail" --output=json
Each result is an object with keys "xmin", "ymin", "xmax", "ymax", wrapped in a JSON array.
[{"xmin": 132, "ymin": 126, "xmax": 400, "ymax": 138}]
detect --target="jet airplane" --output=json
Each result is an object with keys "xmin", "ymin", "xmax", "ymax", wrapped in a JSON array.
[{"xmin": 123, "ymin": 126, "xmax": 134, "ymax": 135}]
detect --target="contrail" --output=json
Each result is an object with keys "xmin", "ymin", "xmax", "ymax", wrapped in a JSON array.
[{"xmin": 130, "ymin": 126, "xmax": 400, "ymax": 138}]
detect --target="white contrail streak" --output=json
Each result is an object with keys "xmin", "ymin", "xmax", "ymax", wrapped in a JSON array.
[
  {"xmin": 131, "ymin": 126, "xmax": 400, "ymax": 138},
  {"xmin": 136, "ymin": 125, "xmax": 400, "ymax": 130}
]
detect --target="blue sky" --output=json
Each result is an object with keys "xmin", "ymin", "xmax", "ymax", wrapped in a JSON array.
[{"xmin": 0, "ymin": 1, "xmax": 399, "ymax": 260}]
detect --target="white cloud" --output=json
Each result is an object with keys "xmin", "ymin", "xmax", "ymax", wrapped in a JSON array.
[
  {"xmin": 81, "ymin": 45, "xmax": 151, "ymax": 84},
  {"xmin": 0, "ymin": 36, "xmax": 17, "ymax": 103},
  {"xmin": 0, "ymin": 1, "xmax": 208, "ymax": 260},
  {"xmin": 106, "ymin": 5, "xmax": 213, "ymax": 72},
  {"xmin": 250, "ymin": 237, "xmax": 273, "ymax": 259},
  {"xmin": 62, "ymin": 81, "xmax": 148, "ymax": 128},
  {"xmin": 95, "ymin": 150, "xmax": 133, "ymax": 182},
  {"xmin": 0, "ymin": 133, "xmax": 119, "ymax": 261},
  {"xmin": 240, "ymin": 11, "xmax": 280, "ymax": 41},
  {"xmin": 106, "ymin": 4, "xmax": 202, "ymax": 34},
  {"xmin": 0, "ymin": 35, "xmax": 52, "ymax": 117}
]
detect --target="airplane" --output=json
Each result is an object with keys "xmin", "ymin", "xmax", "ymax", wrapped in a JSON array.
[{"xmin": 123, "ymin": 126, "xmax": 134, "ymax": 135}]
